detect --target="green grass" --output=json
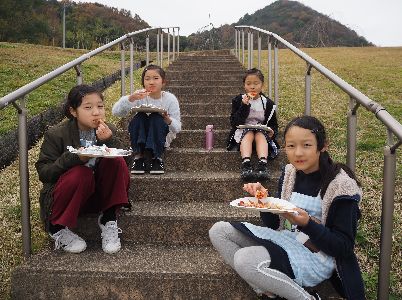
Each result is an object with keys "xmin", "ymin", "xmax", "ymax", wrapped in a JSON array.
[
  {"xmin": 0, "ymin": 42, "xmax": 151, "ymax": 135},
  {"xmin": 0, "ymin": 44, "xmax": 401, "ymax": 299}
]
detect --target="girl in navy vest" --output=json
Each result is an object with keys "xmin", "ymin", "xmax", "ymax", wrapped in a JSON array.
[{"xmin": 211, "ymin": 116, "xmax": 365, "ymax": 299}]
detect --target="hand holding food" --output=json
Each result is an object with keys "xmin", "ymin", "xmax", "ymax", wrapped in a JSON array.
[
  {"xmin": 243, "ymin": 182, "xmax": 267, "ymax": 197},
  {"xmin": 96, "ymin": 119, "xmax": 112, "ymax": 141},
  {"xmin": 242, "ymin": 94, "xmax": 250, "ymax": 105},
  {"xmin": 128, "ymin": 89, "xmax": 149, "ymax": 102}
]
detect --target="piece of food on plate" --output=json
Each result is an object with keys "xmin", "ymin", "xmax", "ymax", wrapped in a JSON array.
[{"xmin": 255, "ymin": 189, "xmax": 268, "ymax": 200}]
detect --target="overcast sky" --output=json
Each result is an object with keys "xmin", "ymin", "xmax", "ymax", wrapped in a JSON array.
[{"xmin": 74, "ymin": 0, "xmax": 402, "ymax": 47}]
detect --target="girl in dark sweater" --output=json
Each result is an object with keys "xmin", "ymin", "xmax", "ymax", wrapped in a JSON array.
[{"xmin": 226, "ymin": 68, "xmax": 279, "ymax": 181}]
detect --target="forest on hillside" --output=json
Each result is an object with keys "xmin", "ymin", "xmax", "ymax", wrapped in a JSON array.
[
  {"xmin": 0, "ymin": 0, "xmax": 150, "ymax": 49},
  {"xmin": 0, "ymin": 0, "xmax": 373, "ymax": 51}
]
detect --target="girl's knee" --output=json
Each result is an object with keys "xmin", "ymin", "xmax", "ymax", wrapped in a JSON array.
[
  {"xmin": 234, "ymin": 246, "xmax": 270, "ymax": 276},
  {"xmin": 61, "ymin": 166, "xmax": 93, "ymax": 187},
  {"xmin": 209, "ymin": 221, "xmax": 230, "ymax": 241}
]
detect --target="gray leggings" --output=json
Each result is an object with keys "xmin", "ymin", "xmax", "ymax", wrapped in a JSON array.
[{"xmin": 209, "ymin": 221, "xmax": 313, "ymax": 300}]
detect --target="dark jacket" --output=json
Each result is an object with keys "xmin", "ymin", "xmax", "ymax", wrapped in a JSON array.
[
  {"xmin": 226, "ymin": 93, "xmax": 279, "ymax": 152},
  {"xmin": 35, "ymin": 118, "xmax": 122, "ymax": 230},
  {"xmin": 260, "ymin": 166, "xmax": 365, "ymax": 300}
]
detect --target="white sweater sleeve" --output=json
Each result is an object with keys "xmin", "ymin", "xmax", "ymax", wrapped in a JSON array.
[
  {"xmin": 165, "ymin": 93, "xmax": 181, "ymax": 134},
  {"xmin": 112, "ymin": 95, "xmax": 133, "ymax": 117}
]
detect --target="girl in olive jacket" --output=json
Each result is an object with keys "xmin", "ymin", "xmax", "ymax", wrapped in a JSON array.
[{"xmin": 36, "ymin": 84, "xmax": 130, "ymax": 254}]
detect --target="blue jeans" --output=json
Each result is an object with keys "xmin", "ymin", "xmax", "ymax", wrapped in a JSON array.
[{"xmin": 128, "ymin": 112, "xmax": 169, "ymax": 158}]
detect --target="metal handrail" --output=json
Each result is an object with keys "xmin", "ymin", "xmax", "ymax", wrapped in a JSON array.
[
  {"xmin": 234, "ymin": 25, "xmax": 401, "ymax": 300},
  {"xmin": 0, "ymin": 26, "xmax": 180, "ymax": 259}
]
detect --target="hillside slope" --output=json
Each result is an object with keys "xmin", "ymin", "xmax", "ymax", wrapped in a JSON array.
[{"xmin": 185, "ymin": 0, "xmax": 372, "ymax": 50}]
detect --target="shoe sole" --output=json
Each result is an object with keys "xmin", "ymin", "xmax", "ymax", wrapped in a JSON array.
[{"xmin": 131, "ymin": 170, "xmax": 145, "ymax": 174}]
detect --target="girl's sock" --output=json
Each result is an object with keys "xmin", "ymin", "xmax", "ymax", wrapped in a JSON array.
[
  {"xmin": 259, "ymin": 157, "xmax": 267, "ymax": 163},
  {"xmin": 49, "ymin": 223, "xmax": 65, "ymax": 235},
  {"xmin": 242, "ymin": 157, "xmax": 251, "ymax": 163},
  {"xmin": 101, "ymin": 206, "xmax": 117, "ymax": 225}
]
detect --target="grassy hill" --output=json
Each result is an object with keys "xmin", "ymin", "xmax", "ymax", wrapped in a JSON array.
[{"xmin": 0, "ymin": 44, "xmax": 401, "ymax": 299}]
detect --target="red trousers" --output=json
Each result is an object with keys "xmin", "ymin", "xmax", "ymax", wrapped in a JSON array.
[{"xmin": 50, "ymin": 157, "xmax": 130, "ymax": 228}]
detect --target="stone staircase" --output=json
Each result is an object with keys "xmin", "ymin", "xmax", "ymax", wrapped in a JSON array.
[{"xmin": 11, "ymin": 50, "xmax": 341, "ymax": 299}]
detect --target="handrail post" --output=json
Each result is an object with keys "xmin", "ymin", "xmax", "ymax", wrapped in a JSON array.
[
  {"xmin": 250, "ymin": 31, "xmax": 254, "ymax": 68},
  {"xmin": 172, "ymin": 28, "xmax": 176, "ymax": 61},
  {"xmin": 235, "ymin": 29, "xmax": 238, "ymax": 58},
  {"xmin": 129, "ymin": 39, "xmax": 134, "ymax": 94},
  {"xmin": 377, "ymin": 141, "xmax": 397, "ymax": 300},
  {"xmin": 257, "ymin": 32, "xmax": 261, "ymax": 69},
  {"xmin": 268, "ymin": 36, "xmax": 272, "ymax": 99},
  {"xmin": 177, "ymin": 28, "xmax": 180, "ymax": 57},
  {"xmin": 74, "ymin": 65, "xmax": 82, "ymax": 85},
  {"xmin": 242, "ymin": 30, "xmax": 245, "ymax": 66},
  {"xmin": 346, "ymin": 97, "xmax": 359, "ymax": 171},
  {"xmin": 274, "ymin": 40, "xmax": 279, "ymax": 106},
  {"xmin": 146, "ymin": 34, "xmax": 150, "ymax": 66},
  {"xmin": 238, "ymin": 30, "xmax": 241, "ymax": 61},
  {"xmin": 247, "ymin": 30, "xmax": 251, "ymax": 69},
  {"xmin": 120, "ymin": 42, "xmax": 125, "ymax": 96},
  {"xmin": 160, "ymin": 30, "xmax": 164, "ymax": 67},
  {"xmin": 167, "ymin": 29, "xmax": 170, "ymax": 65},
  {"xmin": 16, "ymin": 97, "xmax": 31, "ymax": 258},
  {"xmin": 156, "ymin": 29, "xmax": 160, "ymax": 65},
  {"xmin": 305, "ymin": 63, "xmax": 312, "ymax": 116}
]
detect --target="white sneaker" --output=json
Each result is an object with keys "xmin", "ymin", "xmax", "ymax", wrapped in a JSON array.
[
  {"xmin": 98, "ymin": 215, "xmax": 122, "ymax": 254},
  {"xmin": 50, "ymin": 228, "xmax": 87, "ymax": 253}
]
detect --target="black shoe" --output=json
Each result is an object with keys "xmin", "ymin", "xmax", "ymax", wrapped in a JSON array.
[
  {"xmin": 255, "ymin": 160, "xmax": 269, "ymax": 180},
  {"xmin": 131, "ymin": 158, "xmax": 145, "ymax": 174},
  {"xmin": 150, "ymin": 158, "xmax": 165, "ymax": 174},
  {"xmin": 309, "ymin": 291, "xmax": 321, "ymax": 300},
  {"xmin": 240, "ymin": 160, "xmax": 253, "ymax": 180}
]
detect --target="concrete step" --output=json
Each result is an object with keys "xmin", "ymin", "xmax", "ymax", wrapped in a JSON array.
[
  {"xmin": 168, "ymin": 79, "xmax": 243, "ymax": 87},
  {"xmin": 177, "ymin": 55, "xmax": 237, "ymax": 61},
  {"xmin": 166, "ymin": 71, "xmax": 244, "ymax": 81},
  {"xmin": 180, "ymin": 103, "xmax": 231, "ymax": 115},
  {"xmin": 181, "ymin": 115, "xmax": 228, "ymax": 130},
  {"xmin": 177, "ymin": 94, "xmax": 233, "ymax": 103},
  {"xmin": 129, "ymin": 171, "xmax": 280, "ymax": 203},
  {"xmin": 171, "ymin": 129, "xmax": 229, "ymax": 148},
  {"xmin": 168, "ymin": 65, "xmax": 244, "ymax": 71},
  {"xmin": 168, "ymin": 85, "xmax": 243, "ymax": 95},
  {"xmin": 170, "ymin": 61, "xmax": 243, "ymax": 68},
  {"xmin": 76, "ymin": 201, "xmax": 262, "ymax": 245},
  {"xmin": 11, "ymin": 244, "xmax": 255, "ymax": 299},
  {"xmin": 163, "ymin": 148, "xmax": 284, "ymax": 172},
  {"xmin": 179, "ymin": 50, "xmax": 231, "ymax": 56}
]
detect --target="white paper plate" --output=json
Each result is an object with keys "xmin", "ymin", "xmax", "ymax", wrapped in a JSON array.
[
  {"xmin": 230, "ymin": 196, "xmax": 297, "ymax": 214},
  {"xmin": 130, "ymin": 106, "xmax": 166, "ymax": 113},
  {"xmin": 68, "ymin": 146, "xmax": 132, "ymax": 158},
  {"xmin": 237, "ymin": 124, "xmax": 272, "ymax": 132}
]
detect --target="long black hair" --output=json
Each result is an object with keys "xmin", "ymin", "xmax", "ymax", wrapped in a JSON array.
[
  {"xmin": 64, "ymin": 84, "xmax": 103, "ymax": 119},
  {"xmin": 284, "ymin": 115, "xmax": 360, "ymax": 197}
]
